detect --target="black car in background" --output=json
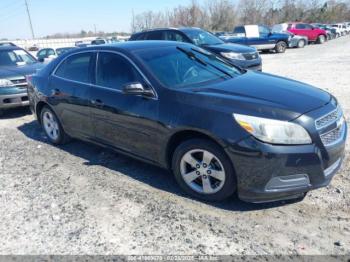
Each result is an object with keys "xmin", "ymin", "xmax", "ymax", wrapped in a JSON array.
[
  {"xmin": 28, "ymin": 41, "xmax": 347, "ymax": 203},
  {"xmin": 130, "ymin": 27, "xmax": 262, "ymax": 71},
  {"xmin": 0, "ymin": 46, "xmax": 43, "ymax": 115}
]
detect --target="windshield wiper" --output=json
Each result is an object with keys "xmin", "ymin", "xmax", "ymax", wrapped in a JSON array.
[
  {"xmin": 191, "ymin": 48, "xmax": 246, "ymax": 74},
  {"xmin": 176, "ymin": 47, "xmax": 207, "ymax": 66},
  {"xmin": 177, "ymin": 46, "xmax": 233, "ymax": 79}
]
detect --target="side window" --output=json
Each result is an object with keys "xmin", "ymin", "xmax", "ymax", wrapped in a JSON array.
[
  {"xmin": 37, "ymin": 49, "xmax": 47, "ymax": 58},
  {"xmin": 47, "ymin": 49, "xmax": 55, "ymax": 56},
  {"xmin": 55, "ymin": 52, "xmax": 93, "ymax": 83},
  {"xmin": 96, "ymin": 52, "xmax": 142, "ymax": 90},
  {"xmin": 145, "ymin": 31, "xmax": 164, "ymax": 40},
  {"xmin": 165, "ymin": 31, "xmax": 188, "ymax": 42},
  {"xmin": 296, "ymin": 24, "xmax": 306, "ymax": 29},
  {"xmin": 304, "ymin": 24, "xmax": 313, "ymax": 30},
  {"xmin": 259, "ymin": 26, "xmax": 270, "ymax": 35}
]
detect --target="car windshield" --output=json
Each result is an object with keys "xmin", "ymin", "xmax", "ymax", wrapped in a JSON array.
[
  {"xmin": 0, "ymin": 49, "xmax": 36, "ymax": 66},
  {"xmin": 135, "ymin": 45, "xmax": 241, "ymax": 89},
  {"xmin": 183, "ymin": 29, "xmax": 224, "ymax": 46}
]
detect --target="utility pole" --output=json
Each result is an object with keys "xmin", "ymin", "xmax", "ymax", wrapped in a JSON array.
[{"xmin": 25, "ymin": 0, "xmax": 35, "ymax": 39}]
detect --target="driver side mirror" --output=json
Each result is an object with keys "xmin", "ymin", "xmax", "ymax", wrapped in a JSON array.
[
  {"xmin": 38, "ymin": 57, "xmax": 45, "ymax": 63},
  {"xmin": 122, "ymin": 82, "xmax": 156, "ymax": 98}
]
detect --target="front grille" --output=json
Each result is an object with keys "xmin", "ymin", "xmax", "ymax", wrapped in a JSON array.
[
  {"xmin": 243, "ymin": 52, "xmax": 259, "ymax": 60},
  {"xmin": 10, "ymin": 77, "xmax": 27, "ymax": 88},
  {"xmin": 315, "ymin": 107, "xmax": 341, "ymax": 130},
  {"xmin": 320, "ymin": 121, "xmax": 345, "ymax": 146}
]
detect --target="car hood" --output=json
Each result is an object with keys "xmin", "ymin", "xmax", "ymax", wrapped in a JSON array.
[
  {"xmin": 0, "ymin": 63, "xmax": 44, "ymax": 78},
  {"xmin": 188, "ymin": 71, "xmax": 331, "ymax": 121},
  {"xmin": 203, "ymin": 43, "xmax": 256, "ymax": 54}
]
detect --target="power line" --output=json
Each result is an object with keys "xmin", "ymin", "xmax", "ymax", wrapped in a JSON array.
[{"xmin": 24, "ymin": 0, "xmax": 35, "ymax": 38}]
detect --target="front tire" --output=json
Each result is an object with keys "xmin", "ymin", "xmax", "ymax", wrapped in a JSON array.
[
  {"xmin": 317, "ymin": 35, "xmax": 326, "ymax": 44},
  {"xmin": 275, "ymin": 41, "xmax": 287, "ymax": 53},
  {"xmin": 172, "ymin": 139, "xmax": 236, "ymax": 201},
  {"xmin": 40, "ymin": 106, "xmax": 70, "ymax": 145},
  {"xmin": 297, "ymin": 39, "xmax": 306, "ymax": 48}
]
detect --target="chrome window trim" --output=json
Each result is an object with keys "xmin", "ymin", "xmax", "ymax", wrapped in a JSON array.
[
  {"xmin": 95, "ymin": 50, "xmax": 158, "ymax": 100},
  {"xmin": 51, "ymin": 49, "xmax": 158, "ymax": 100},
  {"xmin": 52, "ymin": 50, "xmax": 96, "ymax": 85}
]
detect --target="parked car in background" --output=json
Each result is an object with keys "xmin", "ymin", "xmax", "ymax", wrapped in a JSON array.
[
  {"xmin": 331, "ymin": 24, "xmax": 346, "ymax": 36},
  {"xmin": 27, "ymin": 41, "xmax": 347, "ymax": 203},
  {"xmin": 28, "ymin": 45, "xmax": 40, "ymax": 52},
  {"xmin": 223, "ymin": 25, "xmax": 290, "ymax": 53},
  {"xmin": 272, "ymin": 23, "xmax": 308, "ymax": 48},
  {"xmin": 91, "ymin": 38, "xmax": 109, "ymax": 45},
  {"xmin": 130, "ymin": 27, "xmax": 262, "ymax": 71},
  {"xmin": 312, "ymin": 23, "xmax": 337, "ymax": 40},
  {"xmin": 287, "ymin": 22, "xmax": 328, "ymax": 44},
  {"xmin": 0, "ymin": 45, "xmax": 43, "ymax": 115},
  {"xmin": 37, "ymin": 47, "xmax": 76, "ymax": 62}
]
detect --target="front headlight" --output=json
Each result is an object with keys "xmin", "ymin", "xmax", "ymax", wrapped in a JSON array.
[
  {"xmin": 233, "ymin": 114, "xmax": 312, "ymax": 145},
  {"xmin": 0, "ymin": 78, "xmax": 14, "ymax": 87},
  {"xmin": 220, "ymin": 52, "xmax": 246, "ymax": 60}
]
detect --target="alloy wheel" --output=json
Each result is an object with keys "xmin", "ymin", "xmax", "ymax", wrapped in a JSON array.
[
  {"xmin": 42, "ymin": 111, "xmax": 60, "ymax": 141},
  {"xmin": 180, "ymin": 149, "xmax": 226, "ymax": 194}
]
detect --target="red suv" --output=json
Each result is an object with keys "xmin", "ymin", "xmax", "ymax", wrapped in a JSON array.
[{"xmin": 288, "ymin": 23, "xmax": 327, "ymax": 44}]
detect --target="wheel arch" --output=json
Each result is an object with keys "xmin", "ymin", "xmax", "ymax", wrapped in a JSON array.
[
  {"xmin": 35, "ymin": 101, "xmax": 50, "ymax": 124},
  {"xmin": 165, "ymin": 129, "xmax": 229, "ymax": 170}
]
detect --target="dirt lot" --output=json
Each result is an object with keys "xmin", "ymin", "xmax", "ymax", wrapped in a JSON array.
[{"xmin": 0, "ymin": 36, "xmax": 349, "ymax": 256}]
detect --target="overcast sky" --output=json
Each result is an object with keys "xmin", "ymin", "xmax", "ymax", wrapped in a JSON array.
[{"xmin": 0, "ymin": 0, "xmax": 192, "ymax": 39}]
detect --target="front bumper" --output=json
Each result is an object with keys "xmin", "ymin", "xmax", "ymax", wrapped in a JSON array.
[
  {"xmin": 0, "ymin": 90, "xmax": 29, "ymax": 109},
  {"xmin": 226, "ymin": 107, "xmax": 347, "ymax": 203}
]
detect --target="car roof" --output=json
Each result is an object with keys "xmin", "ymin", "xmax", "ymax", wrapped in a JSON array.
[
  {"xmin": 78, "ymin": 40, "xmax": 187, "ymax": 52},
  {"xmin": 0, "ymin": 46, "xmax": 22, "ymax": 51},
  {"xmin": 134, "ymin": 27, "xmax": 202, "ymax": 34}
]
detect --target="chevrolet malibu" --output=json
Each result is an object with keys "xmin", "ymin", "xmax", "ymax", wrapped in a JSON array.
[{"xmin": 28, "ymin": 41, "xmax": 347, "ymax": 203}]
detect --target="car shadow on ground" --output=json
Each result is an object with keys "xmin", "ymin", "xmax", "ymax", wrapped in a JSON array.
[
  {"xmin": 17, "ymin": 120, "xmax": 302, "ymax": 212},
  {"xmin": 0, "ymin": 107, "xmax": 32, "ymax": 119}
]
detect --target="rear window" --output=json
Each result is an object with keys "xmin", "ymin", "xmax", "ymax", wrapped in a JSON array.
[{"xmin": 233, "ymin": 26, "xmax": 245, "ymax": 34}]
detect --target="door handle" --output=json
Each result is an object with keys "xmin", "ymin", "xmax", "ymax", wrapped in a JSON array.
[{"xmin": 91, "ymin": 99, "xmax": 104, "ymax": 107}]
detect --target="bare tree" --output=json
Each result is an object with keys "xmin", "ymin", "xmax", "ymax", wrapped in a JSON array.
[{"xmin": 207, "ymin": 0, "xmax": 237, "ymax": 31}]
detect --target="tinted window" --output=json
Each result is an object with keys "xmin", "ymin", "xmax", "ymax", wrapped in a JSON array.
[
  {"xmin": 165, "ymin": 31, "xmax": 189, "ymax": 42},
  {"xmin": 145, "ymin": 31, "xmax": 164, "ymax": 40},
  {"xmin": 296, "ymin": 24, "xmax": 306, "ymax": 29},
  {"xmin": 96, "ymin": 52, "xmax": 141, "ymax": 90},
  {"xmin": 233, "ymin": 26, "xmax": 245, "ymax": 34},
  {"xmin": 55, "ymin": 52, "xmax": 93, "ymax": 83},
  {"xmin": 135, "ymin": 46, "xmax": 240, "ymax": 89},
  {"xmin": 304, "ymin": 24, "xmax": 313, "ymax": 29}
]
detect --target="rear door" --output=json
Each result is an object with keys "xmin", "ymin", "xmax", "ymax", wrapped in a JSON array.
[
  {"xmin": 49, "ymin": 51, "xmax": 95, "ymax": 139},
  {"xmin": 90, "ymin": 51, "xmax": 161, "ymax": 159}
]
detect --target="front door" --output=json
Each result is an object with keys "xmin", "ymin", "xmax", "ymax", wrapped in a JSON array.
[{"xmin": 90, "ymin": 51, "xmax": 161, "ymax": 160}]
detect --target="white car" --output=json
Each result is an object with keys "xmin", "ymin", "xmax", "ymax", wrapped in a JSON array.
[{"xmin": 331, "ymin": 24, "xmax": 347, "ymax": 36}]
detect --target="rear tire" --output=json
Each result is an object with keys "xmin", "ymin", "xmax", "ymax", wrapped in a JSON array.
[
  {"xmin": 297, "ymin": 39, "xmax": 306, "ymax": 48},
  {"xmin": 172, "ymin": 138, "xmax": 237, "ymax": 201},
  {"xmin": 317, "ymin": 35, "xmax": 326, "ymax": 44},
  {"xmin": 40, "ymin": 106, "xmax": 70, "ymax": 145},
  {"xmin": 275, "ymin": 41, "xmax": 287, "ymax": 53}
]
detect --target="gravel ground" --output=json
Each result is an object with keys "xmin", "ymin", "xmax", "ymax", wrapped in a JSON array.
[{"xmin": 0, "ymin": 36, "xmax": 349, "ymax": 256}]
